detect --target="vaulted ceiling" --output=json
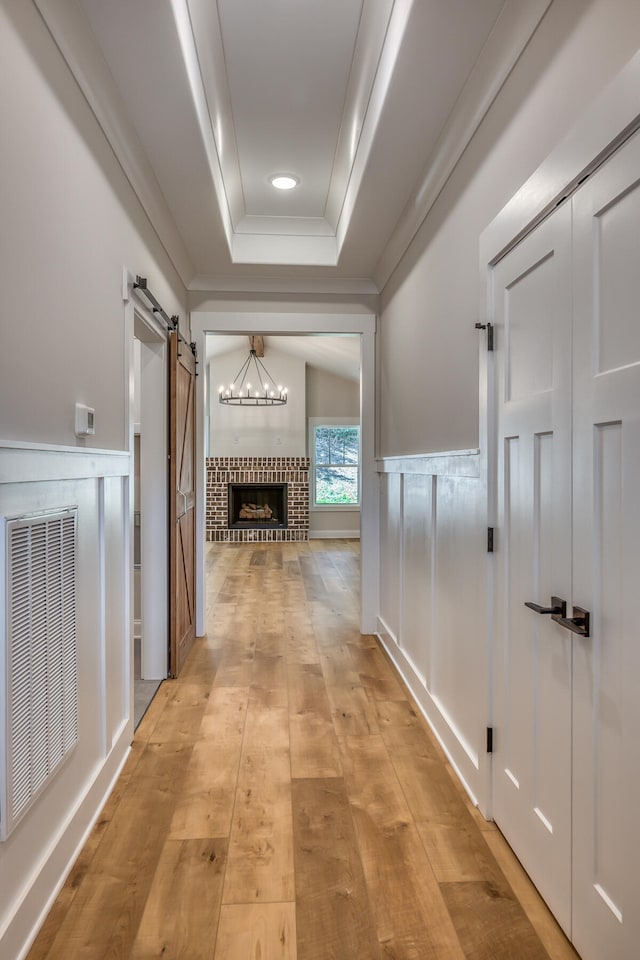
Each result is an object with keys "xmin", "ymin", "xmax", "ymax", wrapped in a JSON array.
[{"xmin": 36, "ymin": 0, "xmax": 551, "ymax": 292}]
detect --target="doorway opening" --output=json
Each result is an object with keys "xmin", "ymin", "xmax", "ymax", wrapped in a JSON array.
[
  {"xmin": 191, "ymin": 315, "xmax": 378, "ymax": 637},
  {"xmin": 132, "ymin": 311, "xmax": 169, "ymax": 725}
]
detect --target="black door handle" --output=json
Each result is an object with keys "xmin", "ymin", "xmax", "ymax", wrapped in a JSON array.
[
  {"xmin": 524, "ymin": 596, "xmax": 567, "ymax": 617},
  {"xmin": 554, "ymin": 606, "xmax": 590, "ymax": 638}
]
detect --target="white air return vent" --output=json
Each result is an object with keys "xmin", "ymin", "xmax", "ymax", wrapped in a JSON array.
[{"xmin": 1, "ymin": 509, "xmax": 78, "ymax": 841}]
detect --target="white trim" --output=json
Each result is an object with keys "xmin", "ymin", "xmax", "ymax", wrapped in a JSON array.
[
  {"xmin": 375, "ymin": 0, "xmax": 553, "ymax": 290},
  {"xmin": 188, "ymin": 275, "xmax": 379, "ymax": 296},
  {"xmin": 0, "ymin": 442, "xmax": 129, "ymax": 484},
  {"xmin": 9, "ymin": 734, "xmax": 132, "ymax": 960},
  {"xmin": 480, "ymin": 48, "xmax": 640, "ymax": 268},
  {"xmin": 334, "ymin": 0, "xmax": 412, "ymax": 257},
  {"xmin": 194, "ymin": 322, "xmax": 207, "ymax": 639},
  {"xmin": 309, "ymin": 417, "xmax": 360, "ymax": 511},
  {"xmin": 169, "ymin": 0, "xmax": 234, "ymax": 255},
  {"xmin": 125, "ymin": 282, "xmax": 170, "ymax": 682},
  {"xmin": 377, "ymin": 616, "xmax": 481, "ymax": 813},
  {"xmin": 309, "ymin": 530, "xmax": 360, "ymax": 540},
  {"xmin": 193, "ymin": 313, "xmax": 376, "ymax": 335},
  {"xmin": 232, "ymin": 232, "xmax": 338, "ymax": 267},
  {"xmin": 377, "ymin": 450, "xmax": 480, "ymax": 477}
]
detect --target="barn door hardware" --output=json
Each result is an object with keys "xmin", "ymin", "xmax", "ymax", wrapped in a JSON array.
[
  {"xmin": 524, "ymin": 596, "xmax": 567, "ymax": 618},
  {"xmin": 554, "ymin": 606, "xmax": 590, "ymax": 638},
  {"xmin": 132, "ymin": 276, "xmax": 196, "ymax": 356}
]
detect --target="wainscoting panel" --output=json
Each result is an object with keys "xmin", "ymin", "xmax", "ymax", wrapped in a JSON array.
[
  {"xmin": 0, "ymin": 444, "xmax": 132, "ymax": 960},
  {"xmin": 379, "ymin": 472, "xmax": 402, "ymax": 644},
  {"xmin": 377, "ymin": 452, "xmax": 489, "ymax": 811},
  {"xmin": 104, "ymin": 474, "xmax": 129, "ymax": 752},
  {"xmin": 401, "ymin": 473, "xmax": 433, "ymax": 687}
]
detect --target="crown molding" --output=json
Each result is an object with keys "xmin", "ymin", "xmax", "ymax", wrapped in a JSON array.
[
  {"xmin": 374, "ymin": 0, "xmax": 553, "ymax": 291},
  {"xmin": 188, "ymin": 275, "xmax": 380, "ymax": 296},
  {"xmin": 34, "ymin": 0, "xmax": 194, "ymax": 288}
]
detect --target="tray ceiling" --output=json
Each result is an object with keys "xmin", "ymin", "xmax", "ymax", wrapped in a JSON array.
[{"xmin": 40, "ymin": 0, "xmax": 550, "ymax": 289}]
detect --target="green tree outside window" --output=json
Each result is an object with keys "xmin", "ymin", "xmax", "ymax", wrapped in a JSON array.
[{"xmin": 314, "ymin": 425, "xmax": 360, "ymax": 505}]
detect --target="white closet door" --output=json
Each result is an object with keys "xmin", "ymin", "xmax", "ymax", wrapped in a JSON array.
[
  {"xmin": 491, "ymin": 202, "xmax": 573, "ymax": 934},
  {"xmin": 571, "ymin": 129, "xmax": 640, "ymax": 960}
]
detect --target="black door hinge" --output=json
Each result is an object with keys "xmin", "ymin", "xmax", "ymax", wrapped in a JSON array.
[
  {"xmin": 487, "ymin": 527, "xmax": 494, "ymax": 553},
  {"xmin": 475, "ymin": 322, "xmax": 494, "ymax": 351},
  {"xmin": 486, "ymin": 727, "xmax": 493, "ymax": 753}
]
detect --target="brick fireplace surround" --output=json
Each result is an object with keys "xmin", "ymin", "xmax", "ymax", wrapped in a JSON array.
[{"xmin": 206, "ymin": 457, "xmax": 310, "ymax": 542}]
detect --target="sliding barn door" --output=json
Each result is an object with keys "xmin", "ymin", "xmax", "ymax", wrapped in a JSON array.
[
  {"xmin": 570, "ymin": 129, "xmax": 640, "ymax": 960},
  {"xmin": 491, "ymin": 203, "xmax": 573, "ymax": 934},
  {"xmin": 169, "ymin": 330, "xmax": 196, "ymax": 677}
]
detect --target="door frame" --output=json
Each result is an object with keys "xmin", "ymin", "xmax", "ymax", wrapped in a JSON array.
[
  {"xmin": 479, "ymin": 49, "xmax": 640, "ymax": 820},
  {"xmin": 124, "ymin": 272, "xmax": 169, "ymax": 684},
  {"xmin": 189, "ymin": 310, "xmax": 378, "ymax": 637}
]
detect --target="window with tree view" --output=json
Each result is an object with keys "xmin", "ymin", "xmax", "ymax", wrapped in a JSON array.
[{"xmin": 313, "ymin": 424, "xmax": 360, "ymax": 505}]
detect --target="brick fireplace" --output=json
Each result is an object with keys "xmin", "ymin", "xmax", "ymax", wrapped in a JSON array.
[{"xmin": 206, "ymin": 457, "xmax": 310, "ymax": 542}]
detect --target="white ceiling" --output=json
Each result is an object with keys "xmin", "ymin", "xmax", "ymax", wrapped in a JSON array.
[
  {"xmin": 206, "ymin": 335, "xmax": 361, "ymax": 382},
  {"xmin": 52, "ymin": 0, "xmax": 551, "ymax": 291}
]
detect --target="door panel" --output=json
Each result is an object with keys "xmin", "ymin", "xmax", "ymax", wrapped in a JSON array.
[
  {"xmin": 492, "ymin": 203, "xmax": 573, "ymax": 934},
  {"xmin": 169, "ymin": 330, "xmax": 196, "ymax": 678},
  {"xmin": 571, "ymin": 130, "xmax": 640, "ymax": 960}
]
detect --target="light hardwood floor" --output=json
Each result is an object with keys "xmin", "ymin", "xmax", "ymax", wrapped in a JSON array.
[{"xmin": 27, "ymin": 540, "xmax": 580, "ymax": 960}]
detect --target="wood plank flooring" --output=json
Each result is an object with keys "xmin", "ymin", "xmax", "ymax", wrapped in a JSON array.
[{"xmin": 27, "ymin": 540, "xmax": 580, "ymax": 960}]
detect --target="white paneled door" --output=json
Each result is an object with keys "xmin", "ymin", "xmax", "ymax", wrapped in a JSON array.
[
  {"xmin": 492, "ymin": 203, "xmax": 573, "ymax": 935},
  {"xmin": 570, "ymin": 130, "xmax": 640, "ymax": 960},
  {"xmin": 492, "ymin": 130, "xmax": 640, "ymax": 958}
]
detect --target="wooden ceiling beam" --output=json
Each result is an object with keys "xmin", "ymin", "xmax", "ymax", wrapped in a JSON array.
[{"xmin": 249, "ymin": 335, "xmax": 264, "ymax": 356}]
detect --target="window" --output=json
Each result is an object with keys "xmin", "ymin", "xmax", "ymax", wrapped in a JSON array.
[{"xmin": 310, "ymin": 419, "xmax": 360, "ymax": 508}]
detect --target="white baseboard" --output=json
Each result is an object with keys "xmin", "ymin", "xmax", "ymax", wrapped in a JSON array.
[
  {"xmin": 8, "ymin": 723, "xmax": 133, "ymax": 960},
  {"xmin": 309, "ymin": 530, "xmax": 360, "ymax": 539},
  {"xmin": 376, "ymin": 615, "xmax": 487, "ymax": 817}
]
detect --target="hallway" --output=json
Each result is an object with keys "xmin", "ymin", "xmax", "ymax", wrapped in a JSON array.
[{"xmin": 27, "ymin": 541, "xmax": 578, "ymax": 960}]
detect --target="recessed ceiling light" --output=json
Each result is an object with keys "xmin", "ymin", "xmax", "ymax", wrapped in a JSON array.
[{"xmin": 269, "ymin": 174, "xmax": 299, "ymax": 190}]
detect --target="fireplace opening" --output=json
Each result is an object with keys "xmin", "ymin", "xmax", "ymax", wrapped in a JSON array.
[{"xmin": 228, "ymin": 483, "xmax": 287, "ymax": 529}]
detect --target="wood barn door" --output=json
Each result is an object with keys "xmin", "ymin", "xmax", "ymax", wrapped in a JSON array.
[
  {"xmin": 491, "ymin": 129, "xmax": 640, "ymax": 958},
  {"xmin": 169, "ymin": 330, "xmax": 196, "ymax": 677}
]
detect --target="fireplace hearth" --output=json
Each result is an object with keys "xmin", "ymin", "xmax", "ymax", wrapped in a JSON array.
[
  {"xmin": 228, "ymin": 483, "xmax": 287, "ymax": 529},
  {"xmin": 206, "ymin": 457, "xmax": 309, "ymax": 542}
]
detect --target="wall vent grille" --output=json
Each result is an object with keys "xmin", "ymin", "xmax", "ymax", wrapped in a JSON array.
[{"xmin": 1, "ymin": 509, "xmax": 78, "ymax": 840}]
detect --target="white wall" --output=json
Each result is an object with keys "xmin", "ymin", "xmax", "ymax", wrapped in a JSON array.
[
  {"xmin": 305, "ymin": 365, "xmax": 359, "ymax": 419},
  {"xmin": 0, "ymin": 3, "xmax": 186, "ymax": 956},
  {"xmin": 209, "ymin": 345, "xmax": 306, "ymax": 456},
  {"xmin": 379, "ymin": 0, "xmax": 640, "ymax": 457},
  {"xmin": 376, "ymin": 0, "xmax": 640, "ymax": 815},
  {"xmin": 0, "ymin": 0, "xmax": 187, "ymax": 451}
]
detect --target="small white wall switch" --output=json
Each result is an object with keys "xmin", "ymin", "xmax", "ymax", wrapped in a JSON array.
[{"xmin": 75, "ymin": 403, "xmax": 95, "ymax": 437}]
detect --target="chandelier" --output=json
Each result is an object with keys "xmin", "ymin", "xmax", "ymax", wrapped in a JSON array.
[{"xmin": 218, "ymin": 349, "xmax": 288, "ymax": 406}]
